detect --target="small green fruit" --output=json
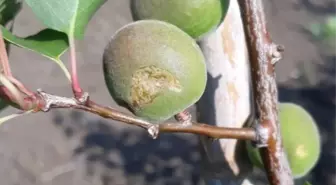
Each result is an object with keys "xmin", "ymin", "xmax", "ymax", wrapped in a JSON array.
[
  {"xmin": 103, "ymin": 20, "xmax": 207, "ymax": 122},
  {"xmin": 130, "ymin": 0, "xmax": 229, "ymax": 39},
  {"xmin": 246, "ymin": 103, "xmax": 321, "ymax": 179}
]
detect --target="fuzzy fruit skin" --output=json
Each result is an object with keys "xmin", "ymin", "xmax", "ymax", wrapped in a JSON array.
[
  {"xmin": 130, "ymin": 0, "xmax": 229, "ymax": 39},
  {"xmin": 246, "ymin": 103, "xmax": 321, "ymax": 179},
  {"xmin": 103, "ymin": 20, "xmax": 207, "ymax": 122}
]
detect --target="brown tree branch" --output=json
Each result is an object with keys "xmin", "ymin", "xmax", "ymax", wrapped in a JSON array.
[
  {"xmin": 37, "ymin": 89, "xmax": 257, "ymax": 140},
  {"xmin": 0, "ymin": 85, "xmax": 256, "ymax": 141},
  {"xmin": 237, "ymin": 1, "xmax": 294, "ymax": 185}
]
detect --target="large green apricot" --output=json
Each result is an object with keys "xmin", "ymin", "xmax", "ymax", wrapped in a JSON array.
[
  {"xmin": 130, "ymin": 0, "xmax": 229, "ymax": 39},
  {"xmin": 246, "ymin": 103, "xmax": 321, "ymax": 179},
  {"xmin": 103, "ymin": 20, "xmax": 207, "ymax": 122}
]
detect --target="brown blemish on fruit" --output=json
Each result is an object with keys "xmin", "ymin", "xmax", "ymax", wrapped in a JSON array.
[
  {"xmin": 131, "ymin": 65, "xmax": 181, "ymax": 108},
  {"xmin": 221, "ymin": 11, "xmax": 235, "ymax": 67}
]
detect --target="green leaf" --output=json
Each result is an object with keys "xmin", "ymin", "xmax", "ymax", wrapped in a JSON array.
[
  {"xmin": 309, "ymin": 16, "xmax": 336, "ymax": 39},
  {"xmin": 303, "ymin": 181, "xmax": 312, "ymax": 185},
  {"xmin": 0, "ymin": 0, "xmax": 22, "ymax": 25},
  {"xmin": 309, "ymin": 23, "xmax": 322, "ymax": 38},
  {"xmin": 0, "ymin": 0, "xmax": 22, "ymax": 56},
  {"xmin": 1, "ymin": 26, "xmax": 70, "ymax": 80},
  {"xmin": 24, "ymin": 0, "xmax": 106, "ymax": 39},
  {"xmin": 323, "ymin": 16, "xmax": 336, "ymax": 38},
  {"xmin": 2, "ymin": 26, "xmax": 68, "ymax": 59}
]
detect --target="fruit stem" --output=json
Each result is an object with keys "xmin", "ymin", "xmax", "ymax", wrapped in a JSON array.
[
  {"xmin": 0, "ymin": 28, "xmax": 12, "ymax": 77},
  {"xmin": 68, "ymin": 35, "xmax": 83, "ymax": 99},
  {"xmin": 0, "ymin": 27, "xmax": 35, "ymax": 100},
  {"xmin": 174, "ymin": 110, "xmax": 192, "ymax": 126},
  {"xmin": 7, "ymin": 76, "xmax": 35, "ymax": 97}
]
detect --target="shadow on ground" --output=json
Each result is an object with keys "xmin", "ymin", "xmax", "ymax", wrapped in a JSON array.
[
  {"xmin": 52, "ymin": 110, "xmax": 204, "ymax": 185},
  {"xmin": 294, "ymin": 0, "xmax": 336, "ymax": 15}
]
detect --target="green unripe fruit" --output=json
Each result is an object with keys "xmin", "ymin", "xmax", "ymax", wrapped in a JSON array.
[
  {"xmin": 246, "ymin": 103, "xmax": 321, "ymax": 179},
  {"xmin": 280, "ymin": 103, "xmax": 321, "ymax": 178},
  {"xmin": 103, "ymin": 20, "xmax": 207, "ymax": 122},
  {"xmin": 130, "ymin": 0, "xmax": 229, "ymax": 39}
]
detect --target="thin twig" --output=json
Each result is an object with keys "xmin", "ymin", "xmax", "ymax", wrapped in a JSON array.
[
  {"xmin": 238, "ymin": 1, "xmax": 293, "ymax": 185},
  {"xmin": 83, "ymin": 104, "xmax": 256, "ymax": 140},
  {"xmin": 33, "ymin": 89, "xmax": 256, "ymax": 140}
]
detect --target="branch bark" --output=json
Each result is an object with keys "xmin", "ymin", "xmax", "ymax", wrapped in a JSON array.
[
  {"xmin": 237, "ymin": 1, "xmax": 293, "ymax": 185},
  {"xmin": 0, "ymin": 87, "xmax": 257, "ymax": 141}
]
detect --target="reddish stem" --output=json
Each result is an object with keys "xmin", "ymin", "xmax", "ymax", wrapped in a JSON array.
[
  {"xmin": 0, "ymin": 28, "xmax": 12, "ymax": 76},
  {"xmin": 69, "ymin": 36, "xmax": 83, "ymax": 98},
  {"xmin": 0, "ymin": 27, "xmax": 35, "ymax": 99},
  {"xmin": 7, "ymin": 76, "xmax": 34, "ymax": 97},
  {"xmin": 0, "ymin": 86, "xmax": 39, "ymax": 110}
]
